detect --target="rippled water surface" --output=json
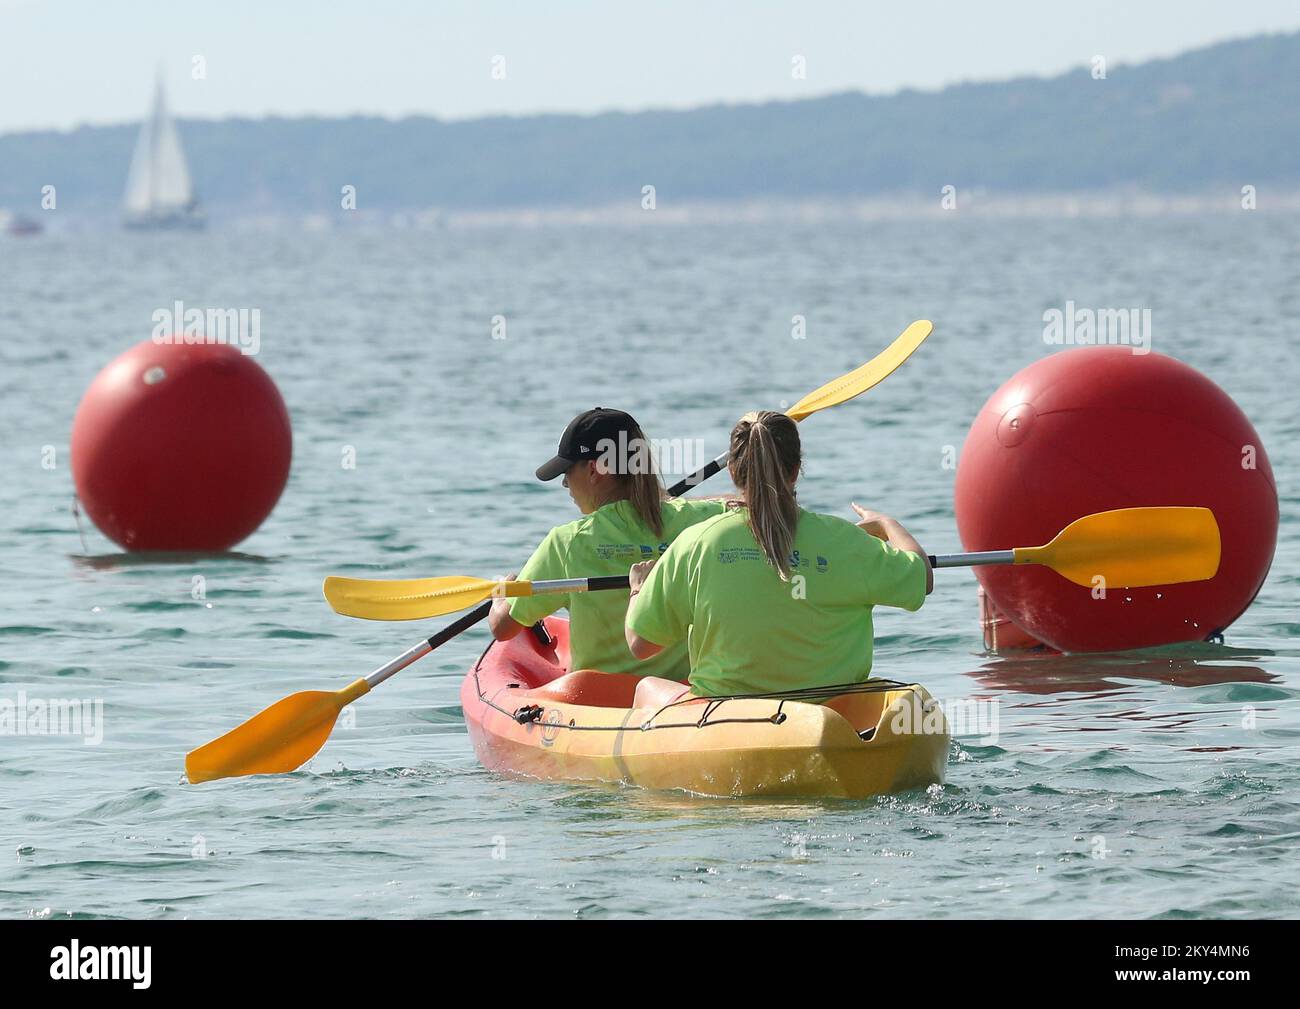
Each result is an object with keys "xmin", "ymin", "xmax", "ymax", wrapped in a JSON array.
[{"xmin": 2, "ymin": 215, "xmax": 1297, "ymax": 918}]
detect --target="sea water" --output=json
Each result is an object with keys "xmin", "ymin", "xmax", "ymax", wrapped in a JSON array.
[{"xmin": 1, "ymin": 214, "xmax": 1297, "ymax": 918}]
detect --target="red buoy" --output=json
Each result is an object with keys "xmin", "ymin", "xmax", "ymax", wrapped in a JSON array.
[
  {"xmin": 71, "ymin": 341, "xmax": 292, "ymax": 551},
  {"xmin": 977, "ymin": 586, "xmax": 1051, "ymax": 652},
  {"xmin": 955, "ymin": 348, "xmax": 1276, "ymax": 653}
]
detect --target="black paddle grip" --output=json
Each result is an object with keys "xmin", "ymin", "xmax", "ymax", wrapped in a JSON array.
[
  {"xmin": 666, "ymin": 456, "xmax": 725, "ymax": 498},
  {"xmin": 426, "ymin": 601, "xmax": 491, "ymax": 650},
  {"xmin": 588, "ymin": 575, "xmax": 633, "ymax": 592}
]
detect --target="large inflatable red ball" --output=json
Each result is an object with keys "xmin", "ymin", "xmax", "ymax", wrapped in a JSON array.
[
  {"xmin": 71, "ymin": 341, "xmax": 292, "ymax": 551},
  {"xmin": 955, "ymin": 348, "xmax": 1276, "ymax": 653}
]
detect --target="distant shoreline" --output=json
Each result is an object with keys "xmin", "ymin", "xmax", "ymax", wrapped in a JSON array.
[
  {"xmin": 422, "ymin": 191, "xmax": 1300, "ymax": 228},
  {"xmin": 9, "ymin": 191, "xmax": 1299, "ymax": 235}
]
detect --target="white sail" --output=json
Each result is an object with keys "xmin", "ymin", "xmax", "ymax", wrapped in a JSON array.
[
  {"xmin": 150, "ymin": 86, "xmax": 195, "ymax": 208},
  {"xmin": 123, "ymin": 104, "xmax": 155, "ymax": 214},
  {"xmin": 123, "ymin": 75, "xmax": 203, "ymax": 227}
]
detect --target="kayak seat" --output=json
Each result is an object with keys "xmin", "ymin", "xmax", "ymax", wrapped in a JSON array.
[
  {"xmin": 821, "ymin": 691, "xmax": 891, "ymax": 736},
  {"xmin": 523, "ymin": 669, "xmax": 643, "ymax": 708}
]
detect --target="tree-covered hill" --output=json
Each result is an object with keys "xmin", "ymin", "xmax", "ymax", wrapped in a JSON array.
[{"xmin": 2, "ymin": 31, "xmax": 1296, "ymax": 218}]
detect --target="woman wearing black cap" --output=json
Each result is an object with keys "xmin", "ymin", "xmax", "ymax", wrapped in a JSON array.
[{"xmin": 488, "ymin": 408, "xmax": 728, "ymax": 681}]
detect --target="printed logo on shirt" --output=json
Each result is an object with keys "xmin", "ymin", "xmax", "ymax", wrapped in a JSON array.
[
  {"xmin": 816, "ymin": 556, "xmax": 829, "ymax": 572},
  {"xmin": 787, "ymin": 550, "xmax": 814, "ymax": 571},
  {"xmin": 596, "ymin": 543, "xmax": 642, "ymax": 561}
]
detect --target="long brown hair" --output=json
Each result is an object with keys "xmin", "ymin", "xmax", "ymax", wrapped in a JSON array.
[
  {"xmin": 728, "ymin": 410, "xmax": 801, "ymax": 578},
  {"xmin": 604, "ymin": 418, "xmax": 665, "ymax": 538}
]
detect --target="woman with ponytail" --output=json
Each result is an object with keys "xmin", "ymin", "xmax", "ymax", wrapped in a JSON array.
[
  {"xmin": 625, "ymin": 410, "xmax": 932, "ymax": 704},
  {"xmin": 489, "ymin": 407, "xmax": 728, "ymax": 680}
]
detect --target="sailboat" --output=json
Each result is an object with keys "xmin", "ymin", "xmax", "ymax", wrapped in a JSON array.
[
  {"xmin": 3, "ymin": 212, "xmax": 43, "ymax": 236},
  {"xmin": 122, "ymin": 75, "xmax": 205, "ymax": 230}
]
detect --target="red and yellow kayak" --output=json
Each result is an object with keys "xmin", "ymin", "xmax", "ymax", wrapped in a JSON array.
[{"xmin": 459, "ymin": 616, "xmax": 950, "ymax": 799}]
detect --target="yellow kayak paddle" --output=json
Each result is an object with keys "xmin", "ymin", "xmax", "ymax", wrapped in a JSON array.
[
  {"xmin": 785, "ymin": 319, "xmax": 932, "ymax": 422},
  {"xmin": 927, "ymin": 506, "xmax": 1221, "ymax": 588},
  {"xmin": 323, "ymin": 574, "xmax": 629, "ymax": 622},
  {"xmin": 666, "ymin": 319, "xmax": 932, "ymax": 493}
]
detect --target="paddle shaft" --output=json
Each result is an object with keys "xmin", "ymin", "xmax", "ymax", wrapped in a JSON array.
[
  {"xmin": 361, "ymin": 579, "xmax": 632, "ymax": 688},
  {"xmin": 362, "ymin": 608, "xmax": 477, "ymax": 689},
  {"xmin": 929, "ymin": 550, "xmax": 1016, "ymax": 569}
]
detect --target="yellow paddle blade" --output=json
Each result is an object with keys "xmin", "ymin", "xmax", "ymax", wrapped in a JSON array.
[
  {"xmin": 1016, "ymin": 507, "xmax": 1221, "ymax": 588},
  {"xmin": 785, "ymin": 320, "xmax": 932, "ymax": 422},
  {"xmin": 323, "ymin": 575, "xmax": 503, "ymax": 621},
  {"xmin": 185, "ymin": 678, "xmax": 370, "ymax": 784}
]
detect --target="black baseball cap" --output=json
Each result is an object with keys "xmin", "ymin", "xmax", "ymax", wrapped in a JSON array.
[{"xmin": 535, "ymin": 407, "xmax": 639, "ymax": 481}]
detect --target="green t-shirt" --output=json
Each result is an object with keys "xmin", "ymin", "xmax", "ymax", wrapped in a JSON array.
[
  {"xmin": 627, "ymin": 507, "xmax": 928, "ymax": 696},
  {"xmin": 508, "ymin": 498, "xmax": 727, "ymax": 679}
]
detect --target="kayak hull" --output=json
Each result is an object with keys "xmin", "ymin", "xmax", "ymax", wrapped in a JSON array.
[{"xmin": 459, "ymin": 617, "xmax": 949, "ymax": 800}]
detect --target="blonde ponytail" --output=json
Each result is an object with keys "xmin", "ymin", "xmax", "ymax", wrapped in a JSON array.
[
  {"xmin": 612, "ymin": 420, "xmax": 665, "ymax": 538},
  {"xmin": 729, "ymin": 410, "xmax": 801, "ymax": 578}
]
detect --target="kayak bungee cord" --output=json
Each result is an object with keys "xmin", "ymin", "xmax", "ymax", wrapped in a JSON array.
[
  {"xmin": 472, "ymin": 635, "xmax": 922, "ymax": 734},
  {"xmin": 464, "ymin": 614, "xmax": 954, "ymax": 798}
]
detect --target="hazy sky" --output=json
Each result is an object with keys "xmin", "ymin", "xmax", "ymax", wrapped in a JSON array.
[{"xmin": 2, "ymin": 0, "xmax": 1298, "ymax": 133}]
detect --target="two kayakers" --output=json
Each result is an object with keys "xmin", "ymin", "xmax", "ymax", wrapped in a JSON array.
[
  {"xmin": 625, "ymin": 410, "xmax": 932, "ymax": 706},
  {"xmin": 488, "ymin": 408, "xmax": 729, "ymax": 680}
]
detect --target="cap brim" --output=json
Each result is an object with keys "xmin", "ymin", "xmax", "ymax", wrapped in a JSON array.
[{"xmin": 535, "ymin": 455, "xmax": 573, "ymax": 481}]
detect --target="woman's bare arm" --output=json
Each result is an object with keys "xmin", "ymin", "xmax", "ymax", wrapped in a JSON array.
[
  {"xmin": 487, "ymin": 571, "xmax": 528, "ymax": 640},
  {"xmin": 624, "ymin": 558, "xmax": 665, "ymax": 659},
  {"xmin": 851, "ymin": 503, "xmax": 934, "ymax": 595}
]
